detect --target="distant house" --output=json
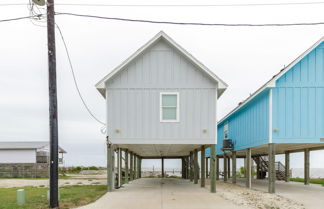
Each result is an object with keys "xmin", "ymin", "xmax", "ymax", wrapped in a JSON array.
[{"xmin": 0, "ymin": 141, "xmax": 66, "ymax": 177}]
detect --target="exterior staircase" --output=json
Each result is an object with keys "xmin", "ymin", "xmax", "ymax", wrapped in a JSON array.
[{"xmin": 253, "ymin": 156, "xmax": 286, "ymax": 180}]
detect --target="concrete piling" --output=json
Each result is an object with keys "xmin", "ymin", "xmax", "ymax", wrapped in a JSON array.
[
  {"xmin": 285, "ymin": 151, "xmax": 290, "ymax": 182},
  {"xmin": 246, "ymin": 148, "xmax": 251, "ymax": 189},
  {"xmin": 304, "ymin": 149, "xmax": 310, "ymax": 185},
  {"xmin": 125, "ymin": 150, "xmax": 129, "ymax": 183},
  {"xmin": 223, "ymin": 154, "xmax": 228, "ymax": 182},
  {"xmin": 210, "ymin": 145, "xmax": 216, "ymax": 193},
  {"xmin": 201, "ymin": 146, "xmax": 206, "ymax": 187},
  {"xmin": 190, "ymin": 152, "xmax": 194, "ymax": 181},
  {"xmin": 227, "ymin": 156, "xmax": 231, "ymax": 179},
  {"xmin": 232, "ymin": 151, "xmax": 236, "ymax": 184},
  {"xmin": 268, "ymin": 143, "xmax": 275, "ymax": 193},
  {"xmin": 130, "ymin": 152, "xmax": 134, "ymax": 181},
  {"xmin": 107, "ymin": 143, "xmax": 113, "ymax": 192},
  {"xmin": 162, "ymin": 157, "xmax": 165, "ymax": 178}
]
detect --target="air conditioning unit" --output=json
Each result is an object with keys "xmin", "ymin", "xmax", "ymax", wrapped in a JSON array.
[{"xmin": 222, "ymin": 139, "xmax": 234, "ymax": 151}]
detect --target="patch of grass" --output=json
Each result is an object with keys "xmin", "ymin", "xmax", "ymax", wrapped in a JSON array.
[
  {"xmin": 290, "ymin": 178, "xmax": 324, "ymax": 186},
  {"xmin": 0, "ymin": 185, "xmax": 107, "ymax": 209}
]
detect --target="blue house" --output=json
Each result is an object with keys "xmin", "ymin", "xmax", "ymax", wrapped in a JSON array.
[{"xmin": 212, "ymin": 36, "xmax": 324, "ymax": 193}]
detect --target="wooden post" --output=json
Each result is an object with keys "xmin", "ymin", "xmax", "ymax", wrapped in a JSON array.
[
  {"xmin": 210, "ymin": 145, "xmax": 216, "ymax": 193},
  {"xmin": 134, "ymin": 155, "xmax": 137, "ymax": 179},
  {"xmin": 232, "ymin": 151, "xmax": 236, "ymax": 184},
  {"xmin": 304, "ymin": 149, "xmax": 310, "ymax": 185},
  {"xmin": 161, "ymin": 157, "xmax": 165, "ymax": 178},
  {"xmin": 285, "ymin": 151, "xmax": 290, "ymax": 182},
  {"xmin": 227, "ymin": 156, "xmax": 231, "ymax": 179},
  {"xmin": 186, "ymin": 156, "xmax": 190, "ymax": 179},
  {"xmin": 189, "ymin": 152, "xmax": 193, "ymax": 181},
  {"xmin": 268, "ymin": 144, "xmax": 275, "ymax": 193},
  {"xmin": 130, "ymin": 152, "xmax": 134, "ymax": 181},
  {"xmin": 107, "ymin": 143, "xmax": 113, "ymax": 192},
  {"xmin": 117, "ymin": 148, "xmax": 122, "ymax": 187},
  {"xmin": 201, "ymin": 146, "xmax": 206, "ymax": 187},
  {"xmin": 138, "ymin": 157, "xmax": 142, "ymax": 178},
  {"xmin": 125, "ymin": 150, "xmax": 129, "ymax": 183},
  {"xmin": 246, "ymin": 148, "xmax": 251, "ymax": 189},
  {"xmin": 194, "ymin": 149, "xmax": 198, "ymax": 184},
  {"xmin": 206, "ymin": 157, "xmax": 209, "ymax": 179},
  {"xmin": 181, "ymin": 157, "xmax": 185, "ymax": 178},
  {"xmin": 223, "ymin": 154, "xmax": 228, "ymax": 182}
]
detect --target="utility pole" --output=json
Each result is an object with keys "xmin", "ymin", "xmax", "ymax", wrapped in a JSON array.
[{"xmin": 46, "ymin": 0, "xmax": 59, "ymax": 208}]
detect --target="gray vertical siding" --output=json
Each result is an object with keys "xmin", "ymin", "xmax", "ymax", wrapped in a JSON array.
[{"xmin": 106, "ymin": 39, "xmax": 217, "ymax": 144}]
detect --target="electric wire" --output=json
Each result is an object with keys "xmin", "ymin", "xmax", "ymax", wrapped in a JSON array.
[
  {"xmin": 55, "ymin": 12, "xmax": 324, "ymax": 27},
  {"xmin": 2, "ymin": 1, "xmax": 324, "ymax": 7},
  {"xmin": 55, "ymin": 23, "xmax": 106, "ymax": 125}
]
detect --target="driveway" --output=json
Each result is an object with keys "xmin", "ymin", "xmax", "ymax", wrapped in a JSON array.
[{"xmin": 76, "ymin": 178, "xmax": 249, "ymax": 209}]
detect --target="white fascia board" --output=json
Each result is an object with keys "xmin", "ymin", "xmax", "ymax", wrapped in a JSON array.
[
  {"xmin": 95, "ymin": 31, "xmax": 228, "ymax": 97},
  {"xmin": 218, "ymin": 36, "xmax": 324, "ymax": 125}
]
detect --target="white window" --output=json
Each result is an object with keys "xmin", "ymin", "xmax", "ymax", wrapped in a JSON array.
[
  {"xmin": 224, "ymin": 122, "xmax": 229, "ymax": 139},
  {"xmin": 160, "ymin": 92, "xmax": 179, "ymax": 122}
]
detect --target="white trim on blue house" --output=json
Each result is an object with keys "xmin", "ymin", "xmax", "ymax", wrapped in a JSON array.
[{"xmin": 219, "ymin": 36, "xmax": 324, "ymax": 125}]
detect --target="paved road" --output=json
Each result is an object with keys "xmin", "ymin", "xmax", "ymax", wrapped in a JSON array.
[
  {"xmin": 77, "ymin": 178, "xmax": 249, "ymax": 209},
  {"xmin": 236, "ymin": 178, "xmax": 324, "ymax": 209}
]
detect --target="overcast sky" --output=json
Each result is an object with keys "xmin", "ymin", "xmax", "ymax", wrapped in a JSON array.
[{"xmin": 0, "ymin": 0, "xmax": 324, "ymax": 168}]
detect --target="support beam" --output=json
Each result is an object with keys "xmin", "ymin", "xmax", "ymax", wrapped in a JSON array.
[
  {"xmin": 246, "ymin": 148, "xmax": 251, "ymax": 189},
  {"xmin": 117, "ymin": 148, "xmax": 122, "ymax": 188},
  {"xmin": 285, "ymin": 151, "xmax": 290, "ymax": 182},
  {"xmin": 210, "ymin": 145, "xmax": 216, "ymax": 193},
  {"xmin": 107, "ymin": 143, "xmax": 113, "ymax": 192},
  {"xmin": 130, "ymin": 152, "xmax": 134, "ymax": 181},
  {"xmin": 134, "ymin": 155, "xmax": 137, "ymax": 179},
  {"xmin": 201, "ymin": 146, "xmax": 206, "ymax": 187},
  {"xmin": 206, "ymin": 157, "xmax": 209, "ymax": 179},
  {"xmin": 161, "ymin": 157, "xmax": 165, "ymax": 178},
  {"xmin": 232, "ymin": 151, "xmax": 236, "ymax": 184},
  {"xmin": 186, "ymin": 156, "xmax": 190, "ymax": 179},
  {"xmin": 216, "ymin": 156, "xmax": 219, "ymax": 180},
  {"xmin": 194, "ymin": 149, "xmax": 198, "ymax": 184},
  {"xmin": 255, "ymin": 156, "xmax": 261, "ymax": 179},
  {"xmin": 137, "ymin": 156, "xmax": 141, "ymax": 179},
  {"xmin": 139, "ymin": 157, "xmax": 142, "ymax": 178},
  {"xmin": 181, "ymin": 157, "xmax": 185, "ymax": 178},
  {"xmin": 125, "ymin": 150, "xmax": 129, "ymax": 183},
  {"xmin": 223, "ymin": 154, "xmax": 228, "ymax": 182},
  {"xmin": 189, "ymin": 152, "xmax": 193, "ymax": 181},
  {"xmin": 268, "ymin": 143, "xmax": 275, "ymax": 193},
  {"xmin": 304, "ymin": 149, "xmax": 310, "ymax": 185},
  {"xmin": 227, "ymin": 156, "xmax": 231, "ymax": 179}
]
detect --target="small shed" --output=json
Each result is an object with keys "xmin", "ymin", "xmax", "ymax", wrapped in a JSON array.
[{"xmin": 0, "ymin": 141, "xmax": 66, "ymax": 177}]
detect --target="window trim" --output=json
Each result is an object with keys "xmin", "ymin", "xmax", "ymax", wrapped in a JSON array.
[{"xmin": 160, "ymin": 92, "xmax": 180, "ymax": 123}]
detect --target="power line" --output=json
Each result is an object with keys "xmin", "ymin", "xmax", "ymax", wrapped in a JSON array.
[
  {"xmin": 0, "ymin": 15, "xmax": 41, "ymax": 23},
  {"xmin": 2, "ymin": 1, "xmax": 324, "ymax": 7},
  {"xmin": 55, "ymin": 23, "xmax": 106, "ymax": 125},
  {"xmin": 55, "ymin": 12, "xmax": 324, "ymax": 27}
]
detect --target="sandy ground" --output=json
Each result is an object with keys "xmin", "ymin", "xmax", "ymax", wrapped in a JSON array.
[
  {"xmin": 236, "ymin": 178, "xmax": 324, "ymax": 209},
  {"xmin": 76, "ymin": 178, "xmax": 250, "ymax": 209}
]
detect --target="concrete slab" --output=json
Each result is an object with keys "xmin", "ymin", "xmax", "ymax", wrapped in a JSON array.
[
  {"xmin": 76, "ymin": 178, "xmax": 249, "ymax": 209},
  {"xmin": 236, "ymin": 178, "xmax": 324, "ymax": 209}
]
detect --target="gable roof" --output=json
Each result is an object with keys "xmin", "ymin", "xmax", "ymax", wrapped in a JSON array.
[
  {"xmin": 219, "ymin": 36, "xmax": 324, "ymax": 124},
  {"xmin": 95, "ymin": 31, "xmax": 228, "ymax": 98},
  {"xmin": 0, "ymin": 141, "xmax": 67, "ymax": 153}
]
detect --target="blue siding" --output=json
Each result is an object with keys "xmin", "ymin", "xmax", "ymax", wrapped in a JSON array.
[
  {"xmin": 216, "ymin": 90, "xmax": 270, "ymax": 154},
  {"xmin": 272, "ymin": 42, "xmax": 324, "ymax": 143}
]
